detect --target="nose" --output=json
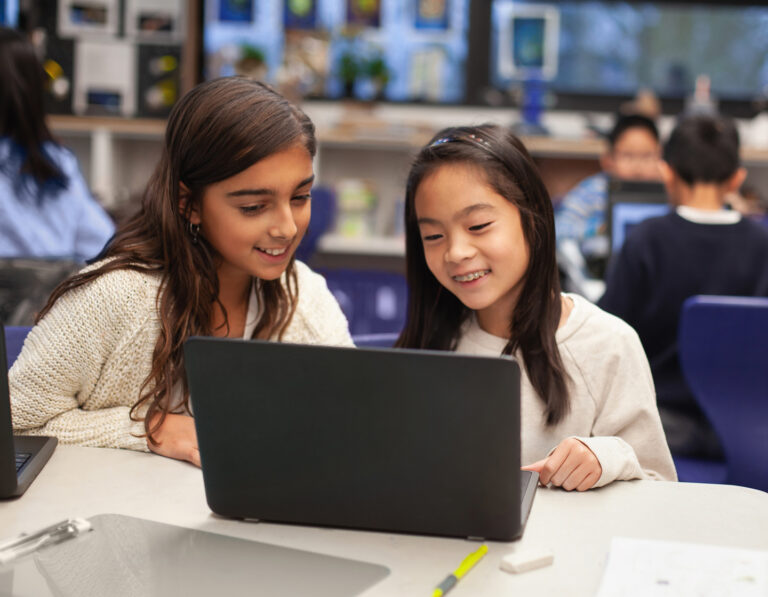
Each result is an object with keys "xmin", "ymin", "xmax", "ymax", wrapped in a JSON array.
[
  {"xmin": 444, "ymin": 233, "xmax": 476, "ymax": 264},
  {"xmin": 268, "ymin": 203, "xmax": 298, "ymax": 240}
]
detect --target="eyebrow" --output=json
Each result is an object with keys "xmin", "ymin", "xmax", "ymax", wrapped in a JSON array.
[
  {"xmin": 416, "ymin": 202, "xmax": 495, "ymax": 226},
  {"xmin": 226, "ymin": 174, "xmax": 315, "ymax": 198}
]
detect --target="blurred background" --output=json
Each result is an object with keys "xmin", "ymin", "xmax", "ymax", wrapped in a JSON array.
[{"xmin": 3, "ymin": 0, "xmax": 768, "ymax": 329}]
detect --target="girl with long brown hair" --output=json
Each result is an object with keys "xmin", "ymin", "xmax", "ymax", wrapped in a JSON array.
[
  {"xmin": 396, "ymin": 124, "xmax": 675, "ymax": 490},
  {"xmin": 10, "ymin": 77, "xmax": 352, "ymax": 466}
]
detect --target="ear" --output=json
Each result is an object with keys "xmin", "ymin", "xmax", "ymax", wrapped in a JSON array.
[
  {"xmin": 178, "ymin": 182, "xmax": 201, "ymax": 225},
  {"xmin": 725, "ymin": 167, "xmax": 747, "ymax": 194}
]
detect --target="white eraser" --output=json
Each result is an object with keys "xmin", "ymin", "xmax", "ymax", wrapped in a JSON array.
[{"xmin": 500, "ymin": 547, "xmax": 554, "ymax": 574}]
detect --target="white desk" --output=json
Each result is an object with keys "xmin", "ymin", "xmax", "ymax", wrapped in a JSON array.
[{"xmin": 2, "ymin": 446, "xmax": 768, "ymax": 596}]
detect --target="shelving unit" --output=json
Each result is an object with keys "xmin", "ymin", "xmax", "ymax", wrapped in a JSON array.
[{"xmin": 49, "ymin": 108, "xmax": 768, "ymax": 262}]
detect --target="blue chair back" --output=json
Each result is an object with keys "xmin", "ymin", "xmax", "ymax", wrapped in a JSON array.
[
  {"xmin": 352, "ymin": 332, "xmax": 400, "ymax": 348},
  {"xmin": 323, "ymin": 269, "xmax": 407, "ymax": 336},
  {"xmin": 678, "ymin": 295, "xmax": 768, "ymax": 491},
  {"xmin": 295, "ymin": 186, "xmax": 336, "ymax": 263},
  {"xmin": 4, "ymin": 326, "xmax": 32, "ymax": 369}
]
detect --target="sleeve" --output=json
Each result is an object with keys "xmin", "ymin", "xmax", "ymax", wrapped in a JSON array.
[
  {"xmin": 9, "ymin": 271, "xmax": 149, "ymax": 451},
  {"xmin": 568, "ymin": 324, "xmax": 676, "ymax": 486},
  {"xmin": 62, "ymin": 151, "xmax": 116, "ymax": 262},
  {"xmin": 290, "ymin": 262, "xmax": 354, "ymax": 347},
  {"xmin": 554, "ymin": 175, "xmax": 605, "ymax": 243}
]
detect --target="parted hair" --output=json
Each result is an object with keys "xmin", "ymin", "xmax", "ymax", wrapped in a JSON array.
[
  {"xmin": 37, "ymin": 77, "xmax": 317, "ymax": 443},
  {"xmin": 395, "ymin": 124, "xmax": 570, "ymax": 425}
]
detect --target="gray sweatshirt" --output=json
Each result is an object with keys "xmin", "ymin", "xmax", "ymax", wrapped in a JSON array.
[{"xmin": 456, "ymin": 293, "xmax": 677, "ymax": 487}]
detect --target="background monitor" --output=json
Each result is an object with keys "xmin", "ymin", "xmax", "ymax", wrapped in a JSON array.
[
  {"xmin": 494, "ymin": 2, "xmax": 559, "ymax": 81},
  {"xmin": 610, "ymin": 202, "xmax": 670, "ymax": 254},
  {"xmin": 0, "ymin": 0, "xmax": 19, "ymax": 26},
  {"xmin": 607, "ymin": 179, "xmax": 669, "ymax": 255}
]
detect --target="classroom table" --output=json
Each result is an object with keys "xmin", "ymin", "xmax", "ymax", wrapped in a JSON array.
[{"xmin": 2, "ymin": 446, "xmax": 768, "ymax": 596}]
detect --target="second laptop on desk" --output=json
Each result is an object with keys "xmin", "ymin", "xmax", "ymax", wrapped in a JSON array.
[{"xmin": 185, "ymin": 338, "xmax": 537, "ymax": 542}]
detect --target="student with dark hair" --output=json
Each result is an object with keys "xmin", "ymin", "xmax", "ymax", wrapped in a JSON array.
[
  {"xmin": 0, "ymin": 27, "xmax": 114, "ymax": 261},
  {"xmin": 10, "ymin": 77, "xmax": 352, "ymax": 466},
  {"xmin": 555, "ymin": 113, "xmax": 661, "ymax": 295},
  {"xmin": 599, "ymin": 114, "xmax": 768, "ymax": 460},
  {"xmin": 396, "ymin": 124, "xmax": 675, "ymax": 490}
]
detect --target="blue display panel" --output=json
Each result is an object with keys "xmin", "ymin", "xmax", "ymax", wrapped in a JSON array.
[
  {"xmin": 492, "ymin": 0, "xmax": 768, "ymax": 102},
  {"xmin": 202, "ymin": 0, "xmax": 469, "ymax": 103},
  {"xmin": 0, "ymin": 0, "xmax": 19, "ymax": 26},
  {"xmin": 611, "ymin": 202, "xmax": 669, "ymax": 253}
]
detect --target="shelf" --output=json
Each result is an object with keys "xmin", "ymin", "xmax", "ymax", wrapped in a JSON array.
[
  {"xmin": 49, "ymin": 115, "xmax": 166, "ymax": 138},
  {"xmin": 318, "ymin": 234, "xmax": 405, "ymax": 257}
]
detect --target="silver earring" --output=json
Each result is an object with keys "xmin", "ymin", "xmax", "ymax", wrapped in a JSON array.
[{"xmin": 188, "ymin": 221, "xmax": 200, "ymax": 244}]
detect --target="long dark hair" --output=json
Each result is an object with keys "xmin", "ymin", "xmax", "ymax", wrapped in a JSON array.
[
  {"xmin": 37, "ymin": 77, "xmax": 317, "ymax": 442},
  {"xmin": 0, "ymin": 27, "xmax": 67, "ymax": 197},
  {"xmin": 396, "ymin": 124, "xmax": 570, "ymax": 425}
]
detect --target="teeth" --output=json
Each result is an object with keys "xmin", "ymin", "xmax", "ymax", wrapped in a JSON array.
[
  {"xmin": 453, "ymin": 270, "xmax": 490, "ymax": 282},
  {"xmin": 259, "ymin": 247, "xmax": 287, "ymax": 256}
]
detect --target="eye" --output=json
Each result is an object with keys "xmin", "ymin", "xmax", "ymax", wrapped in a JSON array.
[
  {"xmin": 469, "ymin": 222, "xmax": 492, "ymax": 232},
  {"xmin": 239, "ymin": 204, "xmax": 266, "ymax": 215},
  {"xmin": 422, "ymin": 233, "xmax": 443, "ymax": 242},
  {"xmin": 291, "ymin": 193, "xmax": 312, "ymax": 204}
]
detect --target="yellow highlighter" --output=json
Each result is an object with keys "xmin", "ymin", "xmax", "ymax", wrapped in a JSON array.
[{"xmin": 432, "ymin": 544, "xmax": 488, "ymax": 597}]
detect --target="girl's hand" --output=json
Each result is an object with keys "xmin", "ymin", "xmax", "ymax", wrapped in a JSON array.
[
  {"xmin": 147, "ymin": 413, "xmax": 201, "ymax": 467},
  {"xmin": 522, "ymin": 438, "xmax": 602, "ymax": 491}
]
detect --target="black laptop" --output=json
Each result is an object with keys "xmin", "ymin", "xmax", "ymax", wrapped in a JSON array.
[
  {"xmin": 0, "ymin": 323, "xmax": 57, "ymax": 498},
  {"xmin": 185, "ymin": 339, "xmax": 537, "ymax": 542}
]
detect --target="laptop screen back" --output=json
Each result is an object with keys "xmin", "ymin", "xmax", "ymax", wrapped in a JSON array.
[
  {"xmin": 607, "ymin": 179, "xmax": 669, "ymax": 256},
  {"xmin": 185, "ymin": 338, "xmax": 526, "ymax": 541}
]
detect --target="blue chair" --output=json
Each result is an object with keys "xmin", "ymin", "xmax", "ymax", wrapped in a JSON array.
[
  {"xmin": 352, "ymin": 332, "xmax": 400, "ymax": 348},
  {"xmin": 677, "ymin": 295, "xmax": 768, "ymax": 492},
  {"xmin": 4, "ymin": 325, "xmax": 32, "ymax": 369},
  {"xmin": 323, "ymin": 269, "xmax": 407, "ymax": 336},
  {"xmin": 295, "ymin": 186, "xmax": 336, "ymax": 264}
]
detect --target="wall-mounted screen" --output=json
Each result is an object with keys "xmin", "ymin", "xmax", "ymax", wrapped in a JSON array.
[
  {"xmin": 202, "ymin": 0, "xmax": 470, "ymax": 103},
  {"xmin": 492, "ymin": 0, "xmax": 768, "ymax": 104}
]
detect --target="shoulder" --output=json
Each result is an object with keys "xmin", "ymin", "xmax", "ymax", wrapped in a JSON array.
[
  {"xmin": 42, "ymin": 141, "xmax": 77, "ymax": 166},
  {"xmin": 292, "ymin": 260, "xmax": 331, "ymax": 294},
  {"xmin": 285, "ymin": 261, "xmax": 352, "ymax": 345},
  {"xmin": 559, "ymin": 294, "xmax": 642, "ymax": 353},
  {"xmin": 48, "ymin": 261, "xmax": 162, "ymax": 319},
  {"xmin": 737, "ymin": 217, "xmax": 768, "ymax": 242},
  {"xmin": 562, "ymin": 173, "xmax": 608, "ymax": 202}
]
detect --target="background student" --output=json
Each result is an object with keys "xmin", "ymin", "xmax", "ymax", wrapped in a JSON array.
[
  {"xmin": 555, "ymin": 113, "xmax": 661, "ymax": 291},
  {"xmin": 599, "ymin": 113, "xmax": 768, "ymax": 460},
  {"xmin": 10, "ymin": 77, "xmax": 352, "ymax": 466},
  {"xmin": 0, "ymin": 27, "xmax": 114, "ymax": 261},
  {"xmin": 396, "ymin": 124, "xmax": 675, "ymax": 491}
]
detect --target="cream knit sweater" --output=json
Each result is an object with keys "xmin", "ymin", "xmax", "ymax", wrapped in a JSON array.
[
  {"xmin": 10, "ymin": 260, "xmax": 353, "ymax": 451},
  {"xmin": 456, "ymin": 294, "xmax": 677, "ymax": 487}
]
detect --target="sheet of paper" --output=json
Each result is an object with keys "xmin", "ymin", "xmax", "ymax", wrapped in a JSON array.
[{"xmin": 596, "ymin": 537, "xmax": 768, "ymax": 597}]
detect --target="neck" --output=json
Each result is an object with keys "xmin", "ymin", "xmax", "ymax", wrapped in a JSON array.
[
  {"xmin": 676, "ymin": 183, "xmax": 725, "ymax": 211},
  {"xmin": 212, "ymin": 264, "xmax": 251, "ymax": 337},
  {"xmin": 476, "ymin": 291, "xmax": 521, "ymax": 339}
]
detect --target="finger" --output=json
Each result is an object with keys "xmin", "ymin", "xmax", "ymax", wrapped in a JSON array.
[
  {"xmin": 561, "ymin": 461, "xmax": 592, "ymax": 491},
  {"xmin": 576, "ymin": 470, "xmax": 601, "ymax": 492},
  {"xmin": 538, "ymin": 445, "xmax": 570, "ymax": 486},
  {"xmin": 521, "ymin": 459, "xmax": 546, "ymax": 472},
  {"xmin": 549, "ymin": 447, "xmax": 583, "ymax": 487},
  {"xmin": 190, "ymin": 447, "xmax": 201, "ymax": 468}
]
